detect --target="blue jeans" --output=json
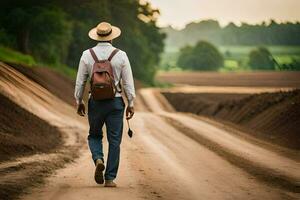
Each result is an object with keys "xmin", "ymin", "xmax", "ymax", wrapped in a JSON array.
[{"xmin": 87, "ymin": 97, "xmax": 125, "ymax": 180}]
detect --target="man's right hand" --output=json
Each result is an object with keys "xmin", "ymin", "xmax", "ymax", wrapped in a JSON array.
[
  {"xmin": 77, "ymin": 103, "xmax": 86, "ymax": 116},
  {"xmin": 126, "ymin": 106, "xmax": 134, "ymax": 120}
]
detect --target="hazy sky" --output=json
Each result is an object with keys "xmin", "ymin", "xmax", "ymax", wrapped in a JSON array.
[{"xmin": 148, "ymin": 0, "xmax": 300, "ymax": 29}]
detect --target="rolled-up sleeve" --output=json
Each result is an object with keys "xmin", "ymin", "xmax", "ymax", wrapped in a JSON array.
[
  {"xmin": 74, "ymin": 53, "xmax": 89, "ymax": 104},
  {"xmin": 121, "ymin": 52, "xmax": 136, "ymax": 107}
]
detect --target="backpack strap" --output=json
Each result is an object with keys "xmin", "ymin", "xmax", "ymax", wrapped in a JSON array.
[
  {"xmin": 89, "ymin": 48, "xmax": 99, "ymax": 63},
  {"xmin": 109, "ymin": 48, "xmax": 121, "ymax": 93},
  {"xmin": 116, "ymin": 81, "xmax": 122, "ymax": 93},
  {"xmin": 108, "ymin": 48, "xmax": 119, "ymax": 61}
]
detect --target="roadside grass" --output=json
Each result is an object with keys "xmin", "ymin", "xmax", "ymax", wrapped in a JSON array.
[
  {"xmin": 37, "ymin": 62, "xmax": 77, "ymax": 80},
  {"xmin": 0, "ymin": 46, "xmax": 36, "ymax": 66},
  {"xmin": 0, "ymin": 46, "xmax": 77, "ymax": 79},
  {"xmin": 153, "ymin": 80, "xmax": 174, "ymax": 88}
]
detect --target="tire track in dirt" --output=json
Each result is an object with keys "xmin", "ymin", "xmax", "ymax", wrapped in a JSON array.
[
  {"xmin": 139, "ymin": 88, "xmax": 300, "ymax": 194},
  {"xmin": 129, "ymin": 112, "xmax": 297, "ymax": 199},
  {"xmin": 162, "ymin": 115, "xmax": 300, "ymax": 193}
]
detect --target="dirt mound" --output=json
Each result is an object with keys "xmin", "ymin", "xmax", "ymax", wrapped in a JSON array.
[
  {"xmin": 0, "ymin": 62, "xmax": 84, "ymax": 200},
  {"xmin": 163, "ymin": 90, "xmax": 300, "ymax": 150},
  {"xmin": 6, "ymin": 62, "xmax": 75, "ymax": 105},
  {"xmin": 0, "ymin": 93, "xmax": 62, "ymax": 162},
  {"xmin": 7, "ymin": 62, "xmax": 144, "ymax": 106}
]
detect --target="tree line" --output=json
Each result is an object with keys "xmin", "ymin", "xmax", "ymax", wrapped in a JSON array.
[
  {"xmin": 164, "ymin": 20, "xmax": 300, "ymax": 50},
  {"xmin": 177, "ymin": 41, "xmax": 300, "ymax": 71},
  {"xmin": 0, "ymin": 0, "xmax": 165, "ymax": 84}
]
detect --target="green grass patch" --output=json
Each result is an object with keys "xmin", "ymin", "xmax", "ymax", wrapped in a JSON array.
[
  {"xmin": 0, "ymin": 46, "xmax": 77, "ymax": 79},
  {"xmin": 152, "ymin": 80, "xmax": 174, "ymax": 88},
  {"xmin": 224, "ymin": 59, "xmax": 239, "ymax": 69},
  {"xmin": 220, "ymin": 45, "xmax": 300, "ymax": 60},
  {"xmin": 0, "ymin": 46, "xmax": 36, "ymax": 66},
  {"xmin": 221, "ymin": 59, "xmax": 240, "ymax": 72},
  {"xmin": 274, "ymin": 55, "xmax": 300, "ymax": 64}
]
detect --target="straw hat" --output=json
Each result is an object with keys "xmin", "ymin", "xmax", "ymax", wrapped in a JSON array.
[{"xmin": 88, "ymin": 22, "xmax": 121, "ymax": 41}]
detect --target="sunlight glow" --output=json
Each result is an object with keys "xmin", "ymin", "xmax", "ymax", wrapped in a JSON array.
[{"xmin": 148, "ymin": 0, "xmax": 300, "ymax": 29}]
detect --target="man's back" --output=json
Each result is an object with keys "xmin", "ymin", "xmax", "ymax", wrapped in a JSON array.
[
  {"xmin": 74, "ymin": 22, "xmax": 135, "ymax": 187},
  {"xmin": 75, "ymin": 42, "xmax": 135, "ymax": 107},
  {"xmin": 81, "ymin": 42, "xmax": 125, "ymax": 82}
]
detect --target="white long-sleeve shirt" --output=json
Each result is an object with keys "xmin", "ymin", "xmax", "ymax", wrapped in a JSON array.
[{"xmin": 74, "ymin": 42, "xmax": 136, "ymax": 107}]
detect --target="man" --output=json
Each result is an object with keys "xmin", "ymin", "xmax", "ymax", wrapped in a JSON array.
[{"xmin": 74, "ymin": 22, "xmax": 135, "ymax": 187}]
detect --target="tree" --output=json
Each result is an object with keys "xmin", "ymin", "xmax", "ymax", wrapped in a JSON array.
[
  {"xmin": 177, "ymin": 41, "xmax": 224, "ymax": 71},
  {"xmin": 0, "ymin": 0, "xmax": 165, "ymax": 84},
  {"xmin": 248, "ymin": 47, "xmax": 275, "ymax": 70},
  {"xmin": 163, "ymin": 19, "xmax": 300, "ymax": 50},
  {"xmin": 0, "ymin": 2, "xmax": 72, "ymax": 64}
]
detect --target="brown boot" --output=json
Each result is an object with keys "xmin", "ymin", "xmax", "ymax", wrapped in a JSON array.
[
  {"xmin": 94, "ymin": 159, "xmax": 105, "ymax": 184},
  {"xmin": 104, "ymin": 180, "xmax": 117, "ymax": 187}
]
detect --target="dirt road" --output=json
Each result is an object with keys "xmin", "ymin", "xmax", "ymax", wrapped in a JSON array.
[
  {"xmin": 1, "ymin": 63, "xmax": 299, "ymax": 199},
  {"xmin": 22, "ymin": 91, "xmax": 300, "ymax": 199},
  {"xmin": 25, "ymin": 113, "xmax": 297, "ymax": 199}
]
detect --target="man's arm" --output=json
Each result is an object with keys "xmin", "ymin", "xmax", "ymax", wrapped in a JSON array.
[
  {"xmin": 121, "ymin": 52, "xmax": 136, "ymax": 119},
  {"xmin": 74, "ymin": 52, "xmax": 89, "ymax": 116}
]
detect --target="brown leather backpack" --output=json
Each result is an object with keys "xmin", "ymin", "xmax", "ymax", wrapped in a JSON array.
[{"xmin": 89, "ymin": 48, "xmax": 120, "ymax": 100}]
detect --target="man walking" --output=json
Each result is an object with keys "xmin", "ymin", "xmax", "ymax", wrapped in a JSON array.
[{"xmin": 74, "ymin": 22, "xmax": 135, "ymax": 187}]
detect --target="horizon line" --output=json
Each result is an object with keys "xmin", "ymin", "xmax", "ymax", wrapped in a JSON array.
[{"xmin": 157, "ymin": 18, "xmax": 300, "ymax": 30}]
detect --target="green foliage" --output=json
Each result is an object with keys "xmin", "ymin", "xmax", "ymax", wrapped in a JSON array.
[
  {"xmin": 0, "ymin": 46, "xmax": 36, "ymax": 66},
  {"xmin": 0, "ymin": 3, "xmax": 72, "ymax": 64},
  {"xmin": 159, "ymin": 45, "xmax": 300, "ymax": 72},
  {"xmin": 159, "ymin": 51, "xmax": 180, "ymax": 71},
  {"xmin": 0, "ymin": 29, "xmax": 14, "ymax": 47},
  {"xmin": 177, "ymin": 41, "xmax": 224, "ymax": 71},
  {"xmin": 163, "ymin": 20, "xmax": 300, "ymax": 52},
  {"xmin": 30, "ymin": 7, "xmax": 72, "ymax": 65},
  {"xmin": 223, "ymin": 60, "xmax": 239, "ymax": 71},
  {"xmin": 278, "ymin": 59, "xmax": 300, "ymax": 71},
  {"xmin": 248, "ymin": 47, "xmax": 275, "ymax": 70},
  {"xmin": 0, "ymin": 0, "xmax": 164, "ymax": 83}
]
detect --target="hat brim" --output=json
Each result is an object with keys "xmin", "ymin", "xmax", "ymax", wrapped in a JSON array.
[{"xmin": 88, "ymin": 26, "xmax": 121, "ymax": 41}]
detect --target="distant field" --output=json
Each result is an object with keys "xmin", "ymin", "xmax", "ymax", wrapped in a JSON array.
[
  {"xmin": 219, "ymin": 45, "xmax": 300, "ymax": 57},
  {"xmin": 160, "ymin": 45, "xmax": 300, "ymax": 71},
  {"xmin": 156, "ymin": 71, "xmax": 300, "ymax": 88}
]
